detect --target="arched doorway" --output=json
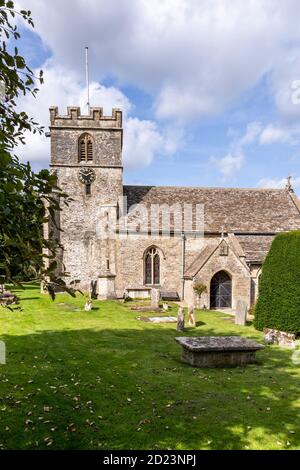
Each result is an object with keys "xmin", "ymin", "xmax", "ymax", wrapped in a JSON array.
[{"xmin": 210, "ymin": 271, "xmax": 232, "ymax": 309}]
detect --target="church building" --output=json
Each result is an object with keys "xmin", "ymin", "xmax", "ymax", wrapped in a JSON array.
[{"xmin": 47, "ymin": 106, "xmax": 300, "ymax": 311}]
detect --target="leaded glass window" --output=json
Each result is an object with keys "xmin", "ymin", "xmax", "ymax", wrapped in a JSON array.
[{"xmin": 144, "ymin": 247, "xmax": 160, "ymax": 285}]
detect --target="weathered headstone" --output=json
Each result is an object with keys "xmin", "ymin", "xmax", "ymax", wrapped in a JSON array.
[
  {"xmin": 177, "ymin": 307, "xmax": 185, "ymax": 332},
  {"xmin": 235, "ymin": 300, "xmax": 248, "ymax": 326},
  {"xmin": 151, "ymin": 288, "xmax": 160, "ymax": 309},
  {"xmin": 162, "ymin": 302, "xmax": 169, "ymax": 311},
  {"xmin": 264, "ymin": 328, "xmax": 277, "ymax": 345},
  {"xmin": 188, "ymin": 305, "xmax": 196, "ymax": 327},
  {"xmin": 0, "ymin": 340, "xmax": 6, "ymax": 365},
  {"xmin": 84, "ymin": 299, "xmax": 93, "ymax": 311},
  {"xmin": 90, "ymin": 280, "xmax": 98, "ymax": 300}
]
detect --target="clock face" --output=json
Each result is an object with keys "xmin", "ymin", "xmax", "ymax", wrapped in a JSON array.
[{"xmin": 78, "ymin": 168, "xmax": 96, "ymax": 184}]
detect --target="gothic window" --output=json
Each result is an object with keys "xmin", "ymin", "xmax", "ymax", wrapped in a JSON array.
[
  {"xmin": 144, "ymin": 247, "xmax": 160, "ymax": 285},
  {"xmin": 78, "ymin": 133, "xmax": 93, "ymax": 162}
]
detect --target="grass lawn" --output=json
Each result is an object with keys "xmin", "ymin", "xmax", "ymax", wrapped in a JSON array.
[{"xmin": 0, "ymin": 285, "xmax": 300, "ymax": 450}]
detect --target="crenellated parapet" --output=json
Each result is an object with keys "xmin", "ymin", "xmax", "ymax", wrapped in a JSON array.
[{"xmin": 49, "ymin": 106, "xmax": 122, "ymax": 129}]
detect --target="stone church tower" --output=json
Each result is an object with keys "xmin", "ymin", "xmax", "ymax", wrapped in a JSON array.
[{"xmin": 49, "ymin": 106, "xmax": 123, "ymax": 296}]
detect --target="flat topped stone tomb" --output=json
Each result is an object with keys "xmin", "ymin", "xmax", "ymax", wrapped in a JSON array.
[{"xmin": 175, "ymin": 336, "xmax": 264, "ymax": 368}]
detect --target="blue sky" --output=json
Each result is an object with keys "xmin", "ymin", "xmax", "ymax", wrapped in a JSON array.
[{"xmin": 16, "ymin": 0, "xmax": 300, "ymax": 192}]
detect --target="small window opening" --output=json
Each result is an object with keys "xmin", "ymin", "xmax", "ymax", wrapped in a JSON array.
[
  {"xmin": 85, "ymin": 183, "xmax": 91, "ymax": 196},
  {"xmin": 79, "ymin": 134, "xmax": 93, "ymax": 162}
]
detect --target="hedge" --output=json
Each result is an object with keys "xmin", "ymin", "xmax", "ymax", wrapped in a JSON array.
[{"xmin": 254, "ymin": 231, "xmax": 300, "ymax": 334}]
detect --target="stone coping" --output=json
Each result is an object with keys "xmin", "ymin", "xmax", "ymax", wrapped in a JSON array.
[{"xmin": 175, "ymin": 336, "xmax": 264, "ymax": 352}]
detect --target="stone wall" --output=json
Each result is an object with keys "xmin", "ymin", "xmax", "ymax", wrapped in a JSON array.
[
  {"xmin": 54, "ymin": 166, "xmax": 122, "ymax": 290},
  {"xmin": 114, "ymin": 235, "xmax": 184, "ymax": 298}
]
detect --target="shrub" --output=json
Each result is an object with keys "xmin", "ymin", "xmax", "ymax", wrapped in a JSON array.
[
  {"xmin": 254, "ymin": 231, "xmax": 300, "ymax": 334},
  {"xmin": 193, "ymin": 282, "xmax": 207, "ymax": 297}
]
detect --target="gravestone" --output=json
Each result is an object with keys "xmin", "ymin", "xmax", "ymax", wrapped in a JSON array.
[
  {"xmin": 0, "ymin": 340, "xmax": 5, "ymax": 365},
  {"xmin": 264, "ymin": 328, "xmax": 296, "ymax": 348},
  {"xmin": 188, "ymin": 305, "xmax": 196, "ymax": 327},
  {"xmin": 90, "ymin": 280, "xmax": 98, "ymax": 300},
  {"xmin": 162, "ymin": 303, "xmax": 169, "ymax": 311},
  {"xmin": 235, "ymin": 300, "xmax": 248, "ymax": 326},
  {"xmin": 84, "ymin": 299, "xmax": 93, "ymax": 311},
  {"xmin": 151, "ymin": 288, "xmax": 160, "ymax": 309},
  {"xmin": 177, "ymin": 307, "xmax": 185, "ymax": 332}
]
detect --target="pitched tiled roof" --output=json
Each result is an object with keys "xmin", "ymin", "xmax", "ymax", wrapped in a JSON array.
[
  {"xmin": 123, "ymin": 185, "xmax": 300, "ymax": 233},
  {"xmin": 236, "ymin": 234, "xmax": 274, "ymax": 263},
  {"xmin": 184, "ymin": 243, "xmax": 219, "ymax": 278}
]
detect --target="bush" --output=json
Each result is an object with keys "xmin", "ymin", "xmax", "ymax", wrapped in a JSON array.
[
  {"xmin": 193, "ymin": 282, "xmax": 207, "ymax": 297},
  {"xmin": 254, "ymin": 231, "xmax": 300, "ymax": 334}
]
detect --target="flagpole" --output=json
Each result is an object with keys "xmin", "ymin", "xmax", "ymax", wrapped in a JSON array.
[{"xmin": 85, "ymin": 46, "xmax": 90, "ymax": 114}]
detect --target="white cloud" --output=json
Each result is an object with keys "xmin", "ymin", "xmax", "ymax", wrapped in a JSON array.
[
  {"xmin": 17, "ymin": 0, "xmax": 300, "ymax": 122},
  {"xmin": 17, "ymin": 64, "xmax": 181, "ymax": 169},
  {"xmin": 17, "ymin": 64, "xmax": 131, "ymax": 165},
  {"xmin": 239, "ymin": 122, "xmax": 262, "ymax": 146},
  {"xmin": 123, "ymin": 119, "xmax": 183, "ymax": 169},
  {"xmin": 18, "ymin": 63, "xmax": 132, "ymax": 127},
  {"xmin": 14, "ymin": 0, "xmax": 300, "ymax": 177},
  {"xmin": 257, "ymin": 176, "xmax": 300, "ymax": 189},
  {"xmin": 237, "ymin": 121, "xmax": 300, "ymax": 146},
  {"xmin": 210, "ymin": 151, "xmax": 244, "ymax": 180},
  {"xmin": 211, "ymin": 122, "xmax": 262, "ymax": 180},
  {"xmin": 233, "ymin": 118, "xmax": 300, "ymax": 148},
  {"xmin": 259, "ymin": 123, "xmax": 300, "ymax": 145},
  {"xmin": 161, "ymin": 125, "xmax": 185, "ymax": 155},
  {"xmin": 123, "ymin": 118, "xmax": 163, "ymax": 169}
]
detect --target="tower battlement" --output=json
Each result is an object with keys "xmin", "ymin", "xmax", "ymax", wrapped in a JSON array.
[
  {"xmin": 49, "ymin": 104, "xmax": 123, "ymax": 167},
  {"xmin": 49, "ymin": 106, "xmax": 122, "ymax": 129}
]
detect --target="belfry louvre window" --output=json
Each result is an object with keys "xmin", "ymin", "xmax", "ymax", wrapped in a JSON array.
[
  {"xmin": 144, "ymin": 247, "xmax": 160, "ymax": 285},
  {"xmin": 79, "ymin": 134, "xmax": 93, "ymax": 162}
]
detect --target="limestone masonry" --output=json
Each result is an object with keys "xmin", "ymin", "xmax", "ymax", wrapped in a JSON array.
[{"xmin": 47, "ymin": 106, "xmax": 300, "ymax": 311}]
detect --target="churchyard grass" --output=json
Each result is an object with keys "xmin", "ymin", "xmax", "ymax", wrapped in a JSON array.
[{"xmin": 0, "ymin": 285, "xmax": 299, "ymax": 450}]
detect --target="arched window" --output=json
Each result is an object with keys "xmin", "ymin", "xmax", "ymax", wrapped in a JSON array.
[
  {"xmin": 78, "ymin": 133, "xmax": 93, "ymax": 162},
  {"xmin": 210, "ymin": 271, "xmax": 232, "ymax": 309},
  {"xmin": 144, "ymin": 247, "xmax": 160, "ymax": 285}
]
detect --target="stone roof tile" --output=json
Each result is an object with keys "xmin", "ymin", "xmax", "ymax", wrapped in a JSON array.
[
  {"xmin": 236, "ymin": 234, "xmax": 274, "ymax": 262},
  {"xmin": 123, "ymin": 185, "xmax": 300, "ymax": 233},
  {"xmin": 184, "ymin": 242, "xmax": 219, "ymax": 278}
]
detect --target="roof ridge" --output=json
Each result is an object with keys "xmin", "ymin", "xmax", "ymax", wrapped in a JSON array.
[{"xmin": 124, "ymin": 184, "xmax": 287, "ymax": 192}]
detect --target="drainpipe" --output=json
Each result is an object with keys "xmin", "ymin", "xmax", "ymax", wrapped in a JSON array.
[{"xmin": 181, "ymin": 233, "xmax": 186, "ymax": 301}]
